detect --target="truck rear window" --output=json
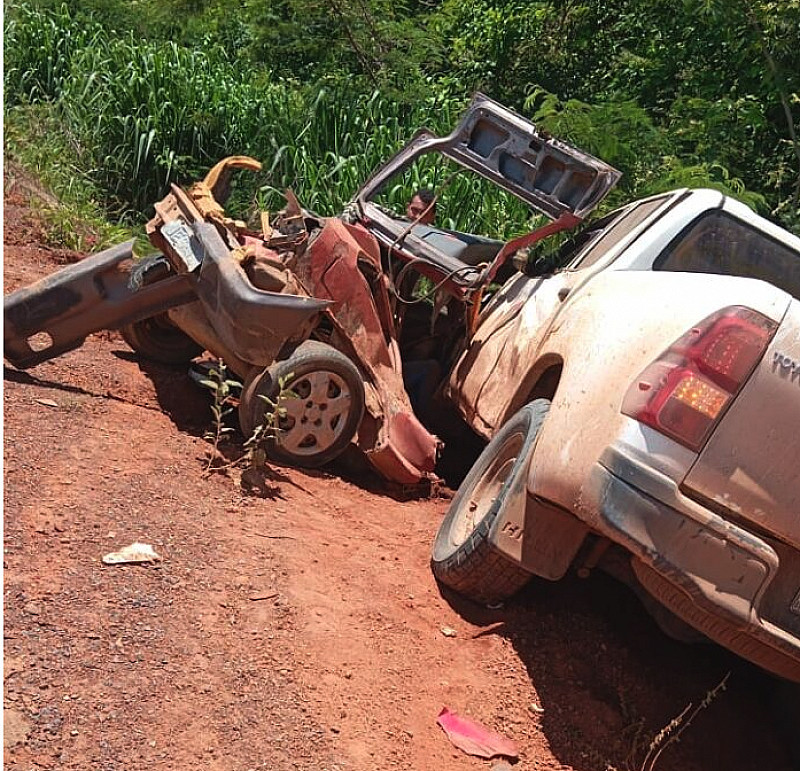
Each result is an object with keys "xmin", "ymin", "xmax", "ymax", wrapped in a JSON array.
[{"xmin": 655, "ymin": 211, "xmax": 800, "ymax": 299}]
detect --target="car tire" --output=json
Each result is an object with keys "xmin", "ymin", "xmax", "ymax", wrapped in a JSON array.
[
  {"xmin": 121, "ymin": 314, "xmax": 204, "ymax": 364},
  {"xmin": 120, "ymin": 256, "xmax": 203, "ymax": 364},
  {"xmin": 431, "ymin": 400, "xmax": 551, "ymax": 604},
  {"xmin": 238, "ymin": 340, "xmax": 366, "ymax": 469}
]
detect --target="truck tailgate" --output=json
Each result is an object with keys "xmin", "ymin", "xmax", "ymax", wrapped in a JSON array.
[{"xmin": 682, "ymin": 298, "xmax": 800, "ymax": 548}]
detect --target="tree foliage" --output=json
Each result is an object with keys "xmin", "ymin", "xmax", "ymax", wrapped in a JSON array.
[
  {"xmin": 5, "ymin": 0, "xmax": 799, "ymax": 231},
  {"xmin": 435, "ymin": 0, "xmax": 799, "ymax": 227}
]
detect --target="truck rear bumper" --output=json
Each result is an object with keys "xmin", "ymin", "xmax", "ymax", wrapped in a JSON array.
[{"xmin": 591, "ymin": 449, "xmax": 800, "ymax": 682}]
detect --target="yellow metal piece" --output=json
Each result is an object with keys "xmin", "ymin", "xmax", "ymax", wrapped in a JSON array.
[
  {"xmin": 189, "ymin": 181, "xmax": 225, "ymax": 219},
  {"xmin": 260, "ymin": 211, "xmax": 273, "ymax": 241},
  {"xmin": 189, "ymin": 155, "xmax": 264, "ymax": 218},
  {"xmin": 231, "ymin": 245, "xmax": 256, "ymax": 266},
  {"xmin": 202, "ymin": 156, "xmax": 262, "ymax": 192}
]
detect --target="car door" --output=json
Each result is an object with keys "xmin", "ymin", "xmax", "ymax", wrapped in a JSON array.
[{"xmin": 352, "ymin": 93, "xmax": 621, "ymax": 265}]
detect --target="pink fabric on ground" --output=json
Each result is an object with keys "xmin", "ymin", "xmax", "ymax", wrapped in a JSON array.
[{"xmin": 436, "ymin": 706, "xmax": 519, "ymax": 760}]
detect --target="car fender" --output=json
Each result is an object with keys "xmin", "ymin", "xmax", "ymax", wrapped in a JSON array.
[{"xmin": 487, "ymin": 476, "xmax": 589, "ymax": 579}]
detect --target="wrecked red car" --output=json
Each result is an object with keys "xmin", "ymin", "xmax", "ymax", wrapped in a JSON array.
[{"xmin": 3, "ymin": 94, "xmax": 619, "ymax": 483}]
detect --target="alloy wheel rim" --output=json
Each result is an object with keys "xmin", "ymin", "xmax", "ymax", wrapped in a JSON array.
[
  {"xmin": 450, "ymin": 431, "xmax": 524, "ymax": 548},
  {"xmin": 276, "ymin": 370, "xmax": 353, "ymax": 456}
]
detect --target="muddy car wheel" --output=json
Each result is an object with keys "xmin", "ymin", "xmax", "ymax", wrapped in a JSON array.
[
  {"xmin": 120, "ymin": 313, "xmax": 204, "ymax": 364},
  {"xmin": 431, "ymin": 401, "xmax": 551, "ymax": 604},
  {"xmin": 120, "ymin": 256, "xmax": 203, "ymax": 364},
  {"xmin": 239, "ymin": 341, "xmax": 366, "ymax": 468}
]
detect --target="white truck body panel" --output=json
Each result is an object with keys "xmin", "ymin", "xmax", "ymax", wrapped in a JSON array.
[{"xmin": 445, "ymin": 187, "xmax": 800, "ymax": 681}]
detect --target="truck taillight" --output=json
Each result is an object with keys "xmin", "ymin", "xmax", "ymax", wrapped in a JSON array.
[{"xmin": 622, "ymin": 306, "xmax": 778, "ymax": 451}]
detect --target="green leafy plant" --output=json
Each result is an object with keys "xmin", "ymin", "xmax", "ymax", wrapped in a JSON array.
[
  {"xmin": 6, "ymin": 0, "xmax": 799, "ymax": 239},
  {"xmin": 4, "ymin": 103, "xmax": 136, "ymax": 251},
  {"xmin": 5, "ymin": 5, "xmax": 467, "ymax": 221},
  {"xmin": 200, "ymin": 359, "xmax": 242, "ymax": 473},
  {"xmin": 199, "ymin": 361, "xmax": 296, "ymax": 480},
  {"xmin": 241, "ymin": 375, "xmax": 297, "ymax": 471}
]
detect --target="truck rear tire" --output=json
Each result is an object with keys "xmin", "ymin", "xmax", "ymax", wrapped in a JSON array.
[{"xmin": 431, "ymin": 400, "xmax": 551, "ymax": 604}]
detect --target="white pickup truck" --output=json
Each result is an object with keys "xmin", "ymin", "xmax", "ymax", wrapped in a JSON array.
[{"xmin": 432, "ymin": 188, "xmax": 800, "ymax": 683}]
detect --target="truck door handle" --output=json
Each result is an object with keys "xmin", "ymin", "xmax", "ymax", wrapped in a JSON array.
[{"xmin": 558, "ymin": 287, "xmax": 570, "ymax": 301}]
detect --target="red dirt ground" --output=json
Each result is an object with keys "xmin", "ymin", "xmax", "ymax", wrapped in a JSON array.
[{"xmin": 4, "ymin": 174, "xmax": 798, "ymax": 770}]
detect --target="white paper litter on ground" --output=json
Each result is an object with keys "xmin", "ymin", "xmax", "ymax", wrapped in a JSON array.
[{"xmin": 102, "ymin": 542, "xmax": 161, "ymax": 565}]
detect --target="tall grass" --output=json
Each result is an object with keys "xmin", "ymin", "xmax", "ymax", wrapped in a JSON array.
[
  {"xmin": 4, "ymin": 4, "xmax": 104, "ymax": 104},
  {"xmin": 60, "ymin": 39, "xmax": 289, "ymax": 213},
  {"xmin": 5, "ymin": 4, "xmax": 537, "ymax": 236},
  {"xmin": 4, "ymin": 104, "xmax": 135, "ymax": 251}
]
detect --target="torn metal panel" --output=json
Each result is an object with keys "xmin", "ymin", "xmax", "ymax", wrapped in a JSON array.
[
  {"xmin": 356, "ymin": 92, "xmax": 621, "ymax": 222},
  {"xmin": 190, "ymin": 222, "xmax": 329, "ymax": 368},
  {"xmin": 3, "ymin": 240, "xmax": 195, "ymax": 369},
  {"xmin": 296, "ymin": 218, "xmax": 439, "ymax": 483}
]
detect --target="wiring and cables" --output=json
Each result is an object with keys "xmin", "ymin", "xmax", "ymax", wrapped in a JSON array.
[{"xmin": 389, "ymin": 257, "xmax": 486, "ymax": 305}]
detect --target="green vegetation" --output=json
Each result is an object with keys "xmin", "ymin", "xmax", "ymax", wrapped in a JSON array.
[
  {"xmin": 4, "ymin": 103, "xmax": 134, "ymax": 250},
  {"xmin": 4, "ymin": 0, "xmax": 799, "ymax": 238}
]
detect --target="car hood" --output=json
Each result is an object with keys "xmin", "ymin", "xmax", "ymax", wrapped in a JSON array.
[{"xmin": 354, "ymin": 92, "xmax": 621, "ymax": 222}]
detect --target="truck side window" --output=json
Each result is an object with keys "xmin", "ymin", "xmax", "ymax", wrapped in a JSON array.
[
  {"xmin": 569, "ymin": 195, "xmax": 669, "ymax": 270},
  {"xmin": 655, "ymin": 212, "xmax": 800, "ymax": 300}
]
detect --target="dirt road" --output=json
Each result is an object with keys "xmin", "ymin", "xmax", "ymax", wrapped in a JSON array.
[{"xmin": 4, "ymin": 178, "xmax": 797, "ymax": 770}]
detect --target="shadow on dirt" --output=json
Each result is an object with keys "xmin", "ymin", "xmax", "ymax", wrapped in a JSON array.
[
  {"xmin": 439, "ymin": 571, "xmax": 798, "ymax": 771},
  {"xmin": 108, "ymin": 351, "xmax": 466, "ymax": 503},
  {"xmin": 4, "ymin": 362, "xmax": 198, "ymax": 416},
  {"xmin": 111, "ymin": 349, "xmax": 212, "ymax": 434},
  {"xmin": 238, "ymin": 463, "xmax": 291, "ymax": 499},
  {"xmin": 5, "ymin": 365, "xmax": 93, "ymax": 395},
  {"xmin": 108, "ymin": 341, "xmax": 488, "ymax": 503},
  {"xmin": 5, "ymin": 353, "xmax": 210, "ymax": 438},
  {"xmin": 316, "ymin": 446, "xmax": 454, "ymax": 503}
]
